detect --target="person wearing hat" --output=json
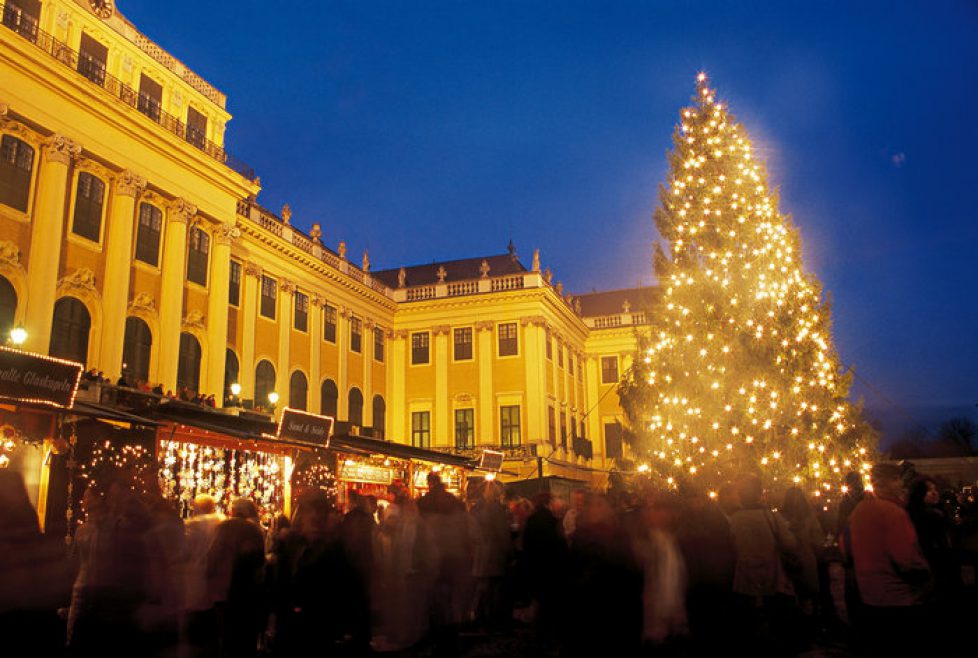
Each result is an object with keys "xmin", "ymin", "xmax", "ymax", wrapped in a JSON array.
[{"xmin": 847, "ymin": 463, "xmax": 931, "ymax": 655}]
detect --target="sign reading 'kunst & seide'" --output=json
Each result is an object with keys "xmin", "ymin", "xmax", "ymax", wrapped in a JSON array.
[
  {"xmin": 276, "ymin": 407, "xmax": 334, "ymax": 447},
  {"xmin": 0, "ymin": 346, "xmax": 83, "ymax": 408}
]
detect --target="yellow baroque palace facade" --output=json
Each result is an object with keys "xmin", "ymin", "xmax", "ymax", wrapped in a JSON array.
[{"xmin": 0, "ymin": 0, "xmax": 652, "ymax": 481}]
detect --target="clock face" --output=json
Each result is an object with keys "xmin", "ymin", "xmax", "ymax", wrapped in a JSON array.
[{"xmin": 89, "ymin": 0, "xmax": 115, "ymax": 19}]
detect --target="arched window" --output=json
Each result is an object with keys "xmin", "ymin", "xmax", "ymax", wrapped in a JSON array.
[
  {"xmin": 0, "ymin": 135, "xmax": 35, "ymax": 212},
  {"xmin": 50, "ymin": 297, "xmax": 90, "ymax": 365},
  {"xmin": 372, "ymin": 395, "xmax": 386, "ymax": 439},
  {"xmin": 176, "ymin": 332, "xmax": 201, "ymax": 392},
  {"xmin": 122, "ymin": 317, "xmax": 152, "ymax": 384},
  {"xmin": 255, "ymin": 360, "xmax": 276, "ymax": 409},
  {"xmin": 0, "ymin": 276, "xmax": 17, "ymax": 341},
  {"xmin": 289, "ymin": 371, "xmax": 308, "ymax": 411},
  {"xmin": 224, "ymin": 349, "xmax": 239, "ymax": 399},
  {"xmin": 71, "ymin": 171, "xmax": 105, "ymax": 242},
  {"xmin": 320, "ymin": 379, "xmax": 338, "ymax": 419},
  {"xmin": 348, "ymin": 387, "xmax": 363, "ymax": 427}
]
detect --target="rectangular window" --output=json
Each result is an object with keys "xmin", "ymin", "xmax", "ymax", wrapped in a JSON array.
[
  {"xmin": 557, "ymin": 342, "xmax": 564, "ymax": 368},
  {"xmin": 411, "ymin": 332, "xmax": 429, "ymax": 365},
  {"xmin": 350, "ymin": 316, "xmax": 362, "ymax": 353},
  {"xmin": 411, "ymin": 411, "xmax": 431, "ymax": 448},
  {"xmin": 294, "ymin": 291, "xmax": 309, "ymax": 332},
  {"xmin": 134, "ymin": 202, "xmax": 162, "ymax": 266},
  {"xmin": 500, "ymin": 405, "xmax": 521, "ymax": 448},
  {"xmin": 0, "ymin": 135, "xmax": 34, "ymax": 212},
  {"xmin": 71, "ymin": 172, "xmax": 105, "ymax": 242},
  {"xmin": 228, "ymin": 260, "xmax": 241, "ymax": 306},
  {"xmin": 374, "ymin": 327, "xmax": 385, "ymax": 362},
  {"xmin": 137, "ymin": 73, "xmax": 162, "ymax": 122},
  {"xmin": 568, "ymin": 352, "xmax": 575, "ymax": 377},
  {"xmin": 323, "ymin": 304, "xmax": 337, "ymax": 342},
  {"xmin": 186, "ymin": 226, "xmax": 210, "ymax": 286},
  {"xmin": 497, "ymin": 322, "xmax": 518, "ymax": 357},
  {"xmin": 601, "ymin": 356, "xmax": 619, "ymax": 384},
  {"xmin": 605, "ymin": 422, "xmax": 624, "ymax": 460},
  {"xmin": 453, "ymin": 327, "xmax": 472, "ymax": 361},
  {"xmin": 548, "ymin": 406, "xmax": 556, "ymax": 446},
  {"xmin": 186, "ymin": 106, "xmax": 207, "ymax": 149},
  {"xmin": 78, "ymin": 33, "xmax": 108, "ymax": 86},
  {"xmin": 2, "ymin": 0, "xmax": 41, "ymax": 41},
  {"xmin": 545, "ymin": 327, "xmax": 552, "ymax": 360},
  {"xmin": 455, "ymin": 408, "xmax": 474, "ymax": 449},
  {"xmin": 260, "ymin": 275, "xmax": 277, "ymax": 319},
  {"xmin": 560, "ymin": 412, "xmax": 568, "ymax": 450}
]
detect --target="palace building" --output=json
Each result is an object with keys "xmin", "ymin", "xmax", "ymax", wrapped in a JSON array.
[{"xmin": 0, "ymin": 0, "xmax": 652, "ymax": 485}]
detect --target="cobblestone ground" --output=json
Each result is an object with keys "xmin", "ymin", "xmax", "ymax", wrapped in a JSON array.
[{"xmin": 380, "ymin": 627, "xmax": 858, "ymax": 658}]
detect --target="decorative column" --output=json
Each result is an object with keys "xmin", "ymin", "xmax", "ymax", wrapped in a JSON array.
[
  {"xmin": 157, "ymin": 199, "xmax": 195, "ymax": 390},
  {"xmin": 585, "ymin": 356, "xmax": 601, "ymax": 457},
  {"xmin": 97, "ymin": 170, "xmax": 145, "ymax": 378},
  {"xmin": 24, "ymin": 134, "xmax": 80, "ymax": 354},
  {"xmin": 363, "ymin": 319, "xmax": 375, "ymax": 428},
  {"xmin": 337, "ymin": 306, "xmax": 349, "ymax": 420},
  {"xmin": 388, "ymin": 330, "xmax": 407, "ymax": 442},
  {"xmin": 276, "ymin": 280, "xmax": 295, "ymax": 409},
  {"xmin": 521, "ymin": 316, "xmax": 547, "ymax": 445},
  {"xmin": 309, "ymin": 295, "xmax": 323, "ymax": 413},
  {"xmin": 476, "ymin": 320, "xmax": 494, "ymax": 444},
  {"xmin": 433, "ymin": 324, "xmax": 450, "ymax": 447},
  {"xmin": 206, "ymin": 222, "xmax": 238, "ymax": 403},
  {"xmin": 240, "ymin": 262, "xmax": 261, "ymax": 401}
]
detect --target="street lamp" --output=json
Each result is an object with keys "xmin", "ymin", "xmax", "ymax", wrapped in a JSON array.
[
  {"xmin": 230, "ymin": 382, "xmax": 242, "ymax": 396},
  {"xmin": 268, "ymin": 391, "xmax": 279, "ymax": 412},
  {"xmin": 9, "ymin": 326, "xmax": 27, "ymax": 347}
]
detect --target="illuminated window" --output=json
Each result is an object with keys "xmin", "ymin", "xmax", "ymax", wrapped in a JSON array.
[
  {"xmin": 601, "ymin": 356, "xmax": 619, "ymax": 384},
  {"xmin": 374, "ymin": 327, "xmax": 385, "ymax": 362},
  {"xmin": 455, "ymin": 409, "xmax": 474, "ymax": 449},
  {"xmin": 78, "ymin": 33, "xmax": 107, "ymax": 86},
  {"xmin": 71, "ymin": 172, "xmax": 105, "ymax": 242},
  {"xmin": 411, "ymin": 411, "xmax": 430, "ymax": 448},
  {"xmin": 2, "ymin": 0, "xmax": 40, "ymax": 41},
  {"xmin": 453, "ymin": 327, "xmax": 472, "ymax": 361},
  {"xmin": 412, "ymin": 332, "xmax": 429, "ymax": 365},
  {"xmin": 294, "ymin": 291, "xmax": 308, "ymax": 332},
  {"xmin": 0, "ymin": 135, "xmax": 34, "ymax": 212},
  {"xmin": 497, "ymin": 322, "xmax": 518, "ymax": 357},
  {"xmin": 260, "ymin": 276, "xmax": 276, "ymax": 319},
  {"xmin": 186, "ymin": 106, "xmax": 207, "ymax": 149},
  {"xmin": 137, "ymin": 73, "xmax": 162, "ymax": 122},
  {"xmin": 500, "ymin": 405, "xmax": 521, "ymax": 447},
  {"xmin": 186, "ymin": 226, "xmax": 210, "ymax": 286},
  {"xmin": 228, "ymin": 260, "xmax": 241, "ymax": 306},
  {"xmin": 350, "ymin": 316, "xmax": 362, "ymax": 353},
  {"xmin": 323, "ymin": 304, "xmax": 337, "ymax": 342},
  {"xmin": 134, "ymin": 203, "xmax": 162, "ymax": 266}
]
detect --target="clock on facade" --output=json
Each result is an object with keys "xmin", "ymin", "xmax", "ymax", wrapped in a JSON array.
[{"xmin": 89, "ymin": 0, "xmax": 114, "ymax": 19}]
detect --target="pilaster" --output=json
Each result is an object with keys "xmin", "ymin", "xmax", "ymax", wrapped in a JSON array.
[
  {"xmin": 98, "ymin": 170, "xmax": 144, "ymax": 378},
  {"xmin": 206, "ymin": 222, "xmax": 238, "ymax": 403},
  {"xmin": 157, "ymin": 198, "xmax": 195, "ymax": 390},
  {"xmin": 24, "ymin": 135, "xmax": 79, "ymax": 354}
]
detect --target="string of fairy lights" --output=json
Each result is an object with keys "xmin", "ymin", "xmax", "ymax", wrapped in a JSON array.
[
  {"xmin": 158, "ymin": 440, "xmax": 287, "ymax": 515},
  {"xmin": 620, "ymin": 73, "xmax": 877, "ymax": 499}
]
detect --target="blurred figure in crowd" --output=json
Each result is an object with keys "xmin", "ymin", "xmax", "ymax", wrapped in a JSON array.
[{"xmin": 183, "ymin": 494, "xmax": 224, "ymax": 658}]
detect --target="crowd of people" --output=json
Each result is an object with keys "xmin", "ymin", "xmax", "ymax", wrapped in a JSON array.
[
  {"xmin": 1, "ymin": 462, "xmax": 977, "ymax": 658},
  {"xmin": 80, "ymin": 369, "xmax": 219, "ymax": 407}
]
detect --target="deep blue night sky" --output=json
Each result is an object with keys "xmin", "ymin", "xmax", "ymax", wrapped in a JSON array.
[{"xmin": 118, "ymin": 1, "xmax": 978, "ymax": 443}]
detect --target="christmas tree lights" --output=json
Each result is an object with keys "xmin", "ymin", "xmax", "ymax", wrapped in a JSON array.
[{"xmin": 619, "ymin": 73, "xmax": 877, "ymax": 495}]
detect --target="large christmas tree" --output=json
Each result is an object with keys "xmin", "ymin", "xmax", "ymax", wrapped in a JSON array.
[{"xmin": 619, "ymin": 74, "xmax": 877, "ymax": 496}]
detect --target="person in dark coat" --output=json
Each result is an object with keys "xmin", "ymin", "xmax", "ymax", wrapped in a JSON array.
[
  {"xmin": 207, "ymin": 498, "xmax": 267, "ymax": 658},
  {"xmin": 522, "ymin": 492, "xmax": 567, "ymax": 651},
  {"xmin": 676, "ymin": 488, "xmax": 736, "ymax": 657},
  {"xmin": 342, "ymin": 492, "xmax": 378, "ymax": 656}
]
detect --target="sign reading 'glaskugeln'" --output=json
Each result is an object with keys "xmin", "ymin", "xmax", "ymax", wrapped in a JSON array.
[
  {"xmin": 276, "ymin": 407, "xmax": 334, "ymax": 447},
  {"xmin": 0, "ymin": 346, "xmax": 83, "ymax": 408}
]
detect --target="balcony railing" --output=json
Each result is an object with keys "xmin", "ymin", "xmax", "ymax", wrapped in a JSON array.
[
  {"xmin": 1, "ymin": 5, "xmax": 255, "ymax": 181},
  {"xmin": 235, "ymin": 199, "xmax": 392, "ymax": 298}
]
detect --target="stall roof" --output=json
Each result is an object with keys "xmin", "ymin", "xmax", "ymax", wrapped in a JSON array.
[
  {"xmin": 332, "ymin": 433, "xmax": 477, "ymax": 469},
  {"xmin": 0, "ymin": 397, "xmax": 160, "ymax": 426}
]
